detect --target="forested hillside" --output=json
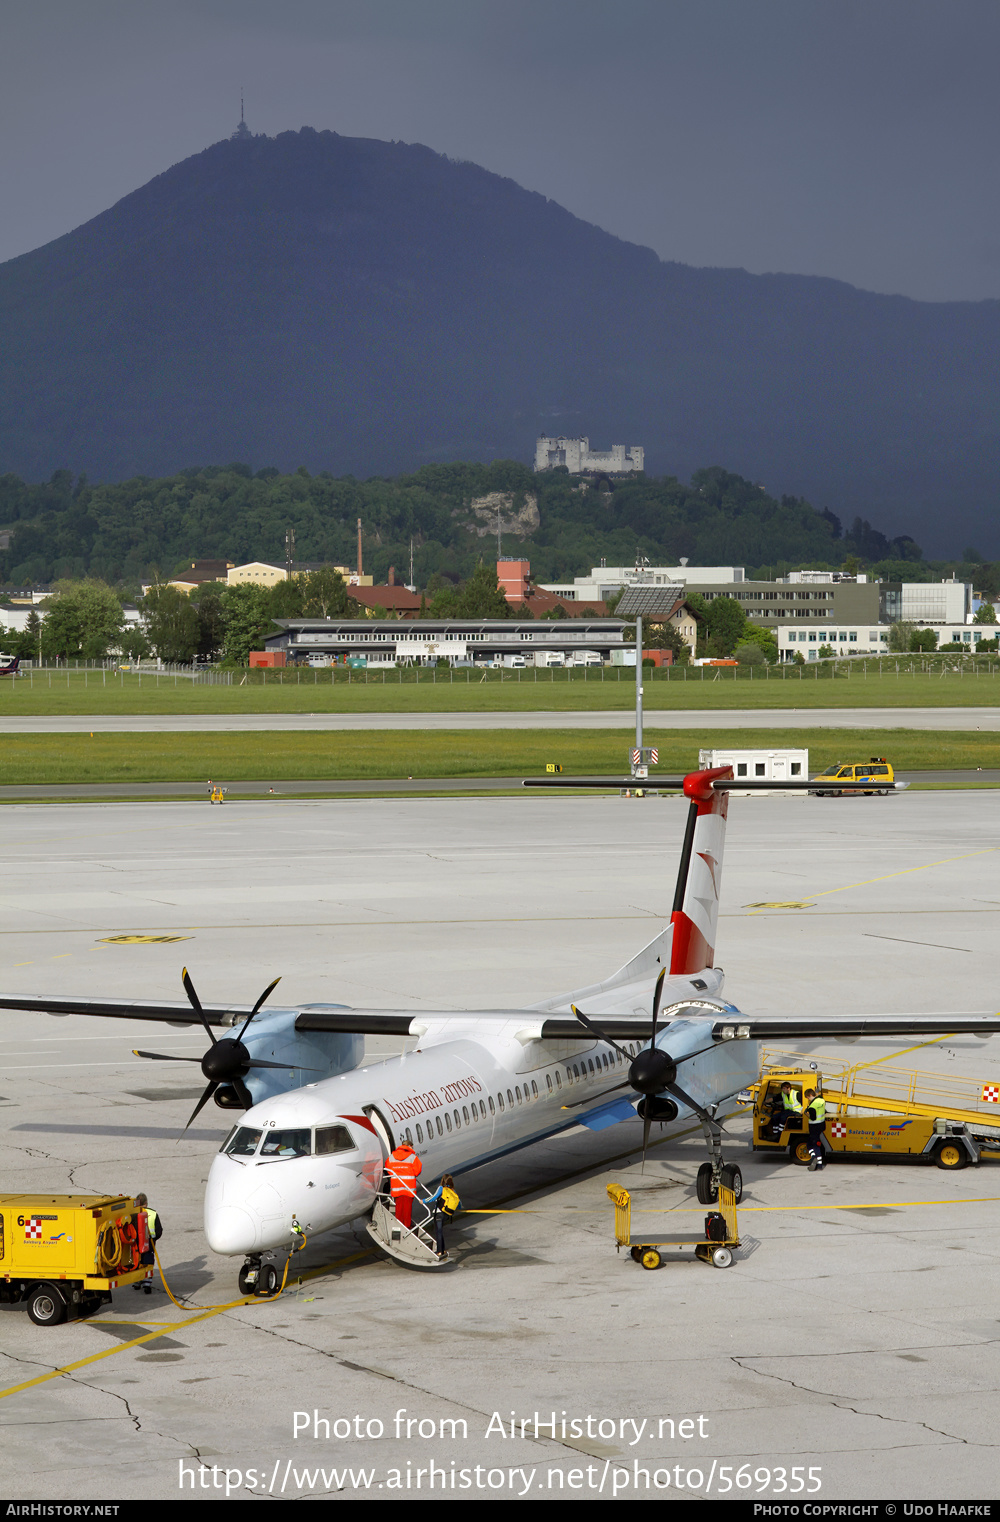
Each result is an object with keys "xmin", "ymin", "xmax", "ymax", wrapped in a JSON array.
[{"xmin": 0, "ymin": 461, "xmax": 922, "ymax": 590}]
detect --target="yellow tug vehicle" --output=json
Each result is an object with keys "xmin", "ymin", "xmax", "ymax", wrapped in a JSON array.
[
  {"xmin": 0, "ymin": 1194, "xmax": 152, "ymax": 1325},
  {"xmin": 752, "ymin": 1059, "xmax": 1000, "ymax": 1170}
]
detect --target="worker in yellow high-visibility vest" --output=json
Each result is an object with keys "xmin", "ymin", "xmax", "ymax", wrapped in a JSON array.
[{"xmin": 803, "ymin": 1089, "xmax": 827, "ymax": 1171}]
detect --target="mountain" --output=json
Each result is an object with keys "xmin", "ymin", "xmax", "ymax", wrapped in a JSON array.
[{"xmin": 0, "ymin": 126, "xmax": 997, "ymax": 556}]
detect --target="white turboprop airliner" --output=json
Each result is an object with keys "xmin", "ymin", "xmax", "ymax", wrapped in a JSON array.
[
  {"xmin": 5, "ymin": 767, "xmax": 1000, "ymax": 1289},
  {"xmin": 197, "ymin": 766, "xmax": 1000, "ymax": 1288}
]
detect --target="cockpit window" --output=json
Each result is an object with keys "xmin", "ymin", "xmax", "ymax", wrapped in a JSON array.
[
  {"xmin": 224, "ymin": 1127, "xmax": 262, "ymax": 1156},
  {"xmin": 260, "ymin": 1128, "xmax": 312, "ymax": 1159},
  {"xmin": 315, "ymin": 1125, "xmax": 356, "ymax": 1155}
]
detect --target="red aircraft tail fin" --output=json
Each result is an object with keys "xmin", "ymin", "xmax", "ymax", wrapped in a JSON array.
[{"xmin": 667, "ymin": 767, "xmax": 732, "ymax": 976}]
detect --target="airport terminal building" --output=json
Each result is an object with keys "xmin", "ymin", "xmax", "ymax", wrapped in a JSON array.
[{"xmin": 266, "ymin": 618, "xmax": 628, "ymax": 666}]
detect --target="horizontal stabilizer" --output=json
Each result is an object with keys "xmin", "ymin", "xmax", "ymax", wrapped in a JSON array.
[{"xmin": 523, "ymin": 777, "xmax": 909, "ymax": 791}]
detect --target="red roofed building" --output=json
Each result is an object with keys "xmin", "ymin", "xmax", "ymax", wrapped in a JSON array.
[{"xmin": 349, "ymin": 584, "xmax": 422, "ymax": 617}]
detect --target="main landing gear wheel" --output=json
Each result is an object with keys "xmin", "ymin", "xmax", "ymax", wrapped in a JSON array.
[
  {"xmin": 711, "ymin": 1246, "xmax": 733, "ymax": 1269},
  {"xmin": 719, "ymin": 1164, "xmax": 743, "ymax": 1202},
  {"xmin": 640, "ymin": 1249, "xmax": 662, "ymax": 1270},
  {"xmin": 27, "ymin": 1285, "xmax": 66, "ymax": 1326},
  {"xmin": 936, "ymin": 1141, "xmax": 967, "ymax": 1171},
  {"xmin": 790, "ymin": 1138, "xmax": 813, "ymax": 1166},
  {"xmin": 257, "ymin": 1263, "xmax": 279, "ymax": 1295},
  {"xmin": 696, "ymin": 1162, "xmax": 718, "ymax": 1204}
]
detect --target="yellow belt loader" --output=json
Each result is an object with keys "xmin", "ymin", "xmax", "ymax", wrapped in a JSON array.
[
  {"xmin": 752, "ymin": 1067, "xmax": 1000, "ymax": 1170},
  {"xmin": 0, "ymin": 1194, "xmax": 152, "ymax": 1326}
]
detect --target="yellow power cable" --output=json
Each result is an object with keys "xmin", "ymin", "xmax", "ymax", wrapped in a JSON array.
[{"xmin": 153, "ymin": 1239, "xmax": 297, "ymax": 1311}]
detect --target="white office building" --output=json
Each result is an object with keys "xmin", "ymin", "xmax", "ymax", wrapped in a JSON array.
[{"xmin": 540, "ymin": 563, "xmax": 744, "ymax": 602}]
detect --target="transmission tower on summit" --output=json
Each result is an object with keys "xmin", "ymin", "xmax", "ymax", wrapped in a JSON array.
[{"xmin": 231, "ymin": 91, "xmax": 251, "ymax": 141}]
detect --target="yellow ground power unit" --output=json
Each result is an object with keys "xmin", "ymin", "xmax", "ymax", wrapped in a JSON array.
[{"xmin": 0, "ymin": 1193, "xmax": 152, "ymax": 1325}]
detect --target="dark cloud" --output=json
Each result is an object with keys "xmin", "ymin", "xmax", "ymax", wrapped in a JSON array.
[{"xmin": 2, "ymin": 0, "xmax": 998, "ymax": 300}]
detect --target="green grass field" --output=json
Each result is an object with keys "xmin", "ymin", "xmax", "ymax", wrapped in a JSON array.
[
  {"xmin": 1, "ymin": 660, "xmax": 1000, "ymax": 714},
  {"xmin": 0, "ymin": 728, "xmax": 994, "ymax": 785}
]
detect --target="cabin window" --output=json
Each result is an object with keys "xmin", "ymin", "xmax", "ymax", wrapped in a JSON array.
[
  {"xmin": 507, "ymin": 1089, "xmax": 514, "ymax": 1108},
  {"xmin": 453, "ymin": 1110, "xmax": 461, "ymax": 1129},
  {"xmin": 546, "ymin": 1074, "xmax": 553, "ymax": 1093},
  {"xmin": 515, "ymin": 1086, "xmax": 522, "ymax": 1104},
  {"xmin": 555, "ymin": 1071, "xmax": 562, "ymax": 1089},
  {"xmin": 224, "ymin": 1127, "xmax": 262, "ymax": 1157},
  {"xmin": 315, "ymin": 1125, "xmax": 356, "ymax": 1156},
  {"xmin": 572, "ymin": 1063, "xmax": 580, "ymax": 1080},
  {"xmin": 489, "ymin": 1096, "xmax": 495, "ymax": 1115},
  {"xmin": 463, "ymin": 1106, "xmax": 470, "ymax": 1124},
  {"xmin": 531, "ymin": 1080, "xmax": 538, "ymax": 1099},
  {"xmin": 435, "ymin": 1116, "xmax": 443, "ymax": 1137},
  {"xmin": 416, "ymin": 1123, "xmax": 424, "ymax": 1143},
  {"xmin": 480, "ymin": 1100, "xmax": 487, "ymax": 1119},
  {"xmin": 444, "ymin": 1112, "xmax": 452, "ymax": 1133},
  {"xmin": 404, "ymin": 1128, "xmax": 412, "ymax": 1146},
  {"xmin": 260, "ymin": 1128, "xmax": 311, "ymax": 1159},
  {"xmin": 588, "ymin": 1059, "xmax": 595, "ymax": 1075},
  {"xmin": 498, "ymin": 1092, "xmax": 505, "ymax": 1112}
]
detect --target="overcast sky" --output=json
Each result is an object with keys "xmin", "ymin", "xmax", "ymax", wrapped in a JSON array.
[{"xmin": 2, "ymin": 0, "xmax": 998, "ymax": 302}]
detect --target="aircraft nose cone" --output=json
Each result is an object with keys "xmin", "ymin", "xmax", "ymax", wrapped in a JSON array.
[
  {"xmin": 206, "ymin": 1205, "xmax": 259, "ymax": 1255},
  {"xmin": 629, "ymin": 1048, "xmax": 677, "ymax": 1095}
]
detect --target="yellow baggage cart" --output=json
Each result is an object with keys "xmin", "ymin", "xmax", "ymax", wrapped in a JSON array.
[{"xmin": 608, "ymin": 1171, "xmax": 741, "ymax": 1270}]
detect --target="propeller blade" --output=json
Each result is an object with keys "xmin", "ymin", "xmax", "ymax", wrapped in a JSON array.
[
  {"xmin": 232, "ymin": 1076, "xmax": 254, "ymax": 1109},
  {"xmin": 183, "ymin": 1081, "xmax": 218, "ymax": 1130},
  {"xmin": 571, "ymin": 1005, "xmax": 634, "ymax": 1061},
  {"xmin": 666, "ymin": 1081, "xmax": 727, "ymax": 1131},
  {"xmin": 182, "ymin": 967, "xmax": 217, "ymax": 1046},
  {"xmin": 133, "ymin": 1050, "xmax": 203, "ymax": 1062},
  {"xmin": 649, "ymin": 967, "xmax": 666, "ymax": 1048},
  {"xmin": 641, "ymin": 1111, "xmax": 652, "ymax": 1173},
  {"xmin": 235, "ymin": 976, "xmax": 282, "ymax": 1044}
]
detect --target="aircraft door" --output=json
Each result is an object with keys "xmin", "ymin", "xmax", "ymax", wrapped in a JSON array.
[{"xmin": 363, "ymin": 1106, "xmax": 395, "ymax": 1159}]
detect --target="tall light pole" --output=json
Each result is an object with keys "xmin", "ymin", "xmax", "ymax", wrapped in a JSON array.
[{"xmin": 634, "ymin": 613, "xmax": 643, "ymax": 772}]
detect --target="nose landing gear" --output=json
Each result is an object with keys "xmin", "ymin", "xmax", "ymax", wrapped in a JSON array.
[{"xmin": 238, "ymin": 1254, "xmax": 283, "ymax": 1297}]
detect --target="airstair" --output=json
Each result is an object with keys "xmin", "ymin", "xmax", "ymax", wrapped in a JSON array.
[{"xmin": 366, "ymin": 1186, "xmax": 449, "ymax": 1269}]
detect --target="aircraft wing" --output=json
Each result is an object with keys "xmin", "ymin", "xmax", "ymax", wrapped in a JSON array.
[
  {"xmin": 0, "ymin": 993, "xmax": 236, "ymax": 1027},
  {"xmin": 711, "ymin": 1013, "xmax": 1000, "ymax": 1040},
  {"xmin": 294, "ymin": 1009, "xmax": 664, "ymax": 1040}
]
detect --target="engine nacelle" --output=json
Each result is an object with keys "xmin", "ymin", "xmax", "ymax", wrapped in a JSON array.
[{"xmin": 637, "ymin": 1095, "xmax": 679, "ymax": 1124}]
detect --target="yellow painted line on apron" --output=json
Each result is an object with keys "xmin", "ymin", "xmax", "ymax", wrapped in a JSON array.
[
  {"xmin": 0, "ymin": 1247, "xmax": 373, "ymax": 1403},
  {"xmin": 746, "ymin": 846, "xmax": 997, "ymax": 915},
  {"xmin": 624, "ymin": 1197, "xmax": 1000, "ymax": 1214}
]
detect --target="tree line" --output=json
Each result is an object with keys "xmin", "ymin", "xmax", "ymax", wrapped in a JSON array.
[{"xmin": 0, "ymin": 459, "xmax": 933, "ymax": 595}]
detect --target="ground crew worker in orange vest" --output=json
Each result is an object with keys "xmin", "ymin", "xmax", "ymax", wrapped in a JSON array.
[{"xmin": 386, "ymin": 1143, "xmax": 422, "ymax": 1229}]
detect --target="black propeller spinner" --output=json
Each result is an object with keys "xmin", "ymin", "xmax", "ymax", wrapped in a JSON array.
[
  {"xmin": 133, "ymin": 968, "xmax": 316, "ymax": 1129},
  {"xmin": 572, "ymin": 967, "xmax": 723, "ymax": 1166}
]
